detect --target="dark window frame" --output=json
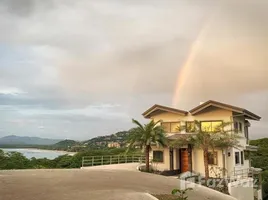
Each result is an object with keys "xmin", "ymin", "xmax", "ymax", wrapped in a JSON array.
[
  {"xmin": 161, "ymin": 122, "xmax": 180, "ymax": 133},
  {"xmin": 170, "ymin": 122, "xmax": 181, "ymax": 133},
  {"xmin": 153, "ymin": 151, "xmax": 164, "ymax": 163},
  {"xmin": 186, "ymin": 121, "xmax": 196, "ymax": 133},
  {"xmin": 239, "ymin": 122, "xmax": 243, "ymax": 132},
  {"xmin": 200, "ymin": 120, "xmax": 223, "ymax": 133},
  {"xmin": 161, "ymin": 122, "xmax": 171, "ymax": 132},
  {"xmin": 208, "ymin": 151, "xmax": 218, "ymax": 165},
  {"xmin": 234, "ymin": 121, "xmax": 243, "ymax": 133},
  {"xmin": 235, "ymin": 152, "xmax": 240, "ymax": 165}
]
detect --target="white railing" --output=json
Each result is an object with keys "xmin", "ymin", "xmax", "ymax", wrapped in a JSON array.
[
  {"xmin": 82, "ymin": 155, "xmax": 145, "ymax": 168},
  {"xmin": 233, "ymin": 168, "xmax": 251, "ymax": 179}
]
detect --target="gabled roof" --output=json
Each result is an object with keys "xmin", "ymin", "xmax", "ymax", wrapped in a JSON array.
[
  {"xmin": 142, "ymin": 104, "xmax": 188, "ymax": 119},
  {"xmin": 189, "ymin": 100, "xmax": 261, "ymax": 121}
]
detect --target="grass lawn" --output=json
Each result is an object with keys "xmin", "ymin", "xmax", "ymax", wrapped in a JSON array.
[{"xmin": 152, "ymin": 194, "xmax": 178, "ymax": 200}]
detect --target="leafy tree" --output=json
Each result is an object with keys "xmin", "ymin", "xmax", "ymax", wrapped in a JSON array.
[
  {"xmin": 127, "ymin": 119, "xmax": 167, "ymax": 172},
  {"xmin": 171, "ymin": 121, "xmax": 240, "ymax": 179}
]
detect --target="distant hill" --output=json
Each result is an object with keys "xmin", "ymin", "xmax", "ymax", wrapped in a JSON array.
[
  {"xmin": 82, "ymin": 131, "xmax": 130, "ymax": 148},
  {"xmin": 0, "ymin": 135, "xmax": 61, "ymax": 145},
  {"xmin": 52, "ymin": 140, "xmax": 79, "ymax": 148}
]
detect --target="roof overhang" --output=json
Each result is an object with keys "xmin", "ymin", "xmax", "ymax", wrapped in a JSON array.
[
  {"xmin": 167, "ymin": 133, "xmax": 196, "ymax": 140},
  {"xmin": 142, "ymin": 104, "xmax": 188, "ymax": 119},
  {"xmin": 189, "ymin": 100, "xmax": 261, "ymax": 121}
]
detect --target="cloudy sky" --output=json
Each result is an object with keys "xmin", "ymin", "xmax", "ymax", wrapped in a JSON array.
[{"xmin": 0, "ymin": 0, "xmax": 267, "ymax": 140}]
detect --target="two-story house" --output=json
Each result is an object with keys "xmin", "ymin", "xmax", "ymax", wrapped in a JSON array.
[{"xmin": 142, "ymin": 100, "xmax": 261, "ymax": 177}]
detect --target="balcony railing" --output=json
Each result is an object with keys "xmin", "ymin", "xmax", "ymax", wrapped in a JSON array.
[{"xmin": 82, "ymin": 155, "xmax": 145, "ymax": 168}]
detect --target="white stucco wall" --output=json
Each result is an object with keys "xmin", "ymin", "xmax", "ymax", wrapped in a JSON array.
[
  {"xmin": 192, "ymin": 148, "xmax": 224, "ymax": 178},
  {"xmin": 150, "ymin": 146, "xmax": 170, "ymax": 171},
  {"xmin": 228, "ymin": 178, "xmax": 254, "ymax": 200}
]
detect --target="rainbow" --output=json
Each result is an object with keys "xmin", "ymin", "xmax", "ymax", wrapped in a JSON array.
[{"xmin": 172, "ymin": 21, "xmax": 211, "ymax": 107}]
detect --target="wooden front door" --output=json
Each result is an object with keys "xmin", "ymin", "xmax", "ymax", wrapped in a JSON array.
[{"xmin": 180, "ymin": 149, "xmax": 189, "ymax": 173}]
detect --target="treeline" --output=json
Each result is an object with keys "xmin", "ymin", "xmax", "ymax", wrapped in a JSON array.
[
  {"xmin": 0, "ymin": 148, "xmax": 141, "ymax": 170},
  {"xmin": 250, "ymin": 138, "xmax": 268, "ymax": 200}
]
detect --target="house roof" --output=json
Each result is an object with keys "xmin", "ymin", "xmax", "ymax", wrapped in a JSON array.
[
  {"xmin": 142, "ymin": 104, "xmax": 188, "ymax": 119},
  {"xmin": 142, "ymin": 100, "xmax": 261, "ymax": 121},
  {"xmin": 189, "ymin": 100, "xmax": 261, "ymax": 121}
]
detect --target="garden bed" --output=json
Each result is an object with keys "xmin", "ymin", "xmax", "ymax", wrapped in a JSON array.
[{"xmin": 152, "ymin": 194, "xmax": 178, "ymax": 200}]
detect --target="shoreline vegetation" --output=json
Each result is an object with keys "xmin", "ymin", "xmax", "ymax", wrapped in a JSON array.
[{"xmin": 0, "ymin": 147, "xmax": 141, "ymax": 170}]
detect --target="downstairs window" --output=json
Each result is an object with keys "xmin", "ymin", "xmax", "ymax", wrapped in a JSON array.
[
  {"xmin": 208, "ymin": 152, "xmax": 218, "ymax": 165},
  {"xmin": 153, "ymin": 151, "xmax": 164, "ymax": 162}
]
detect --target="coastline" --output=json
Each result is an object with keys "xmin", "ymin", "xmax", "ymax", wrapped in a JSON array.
[{"xmin": 1, "ymin": 148, "xmax": 77, "ymax": 156}]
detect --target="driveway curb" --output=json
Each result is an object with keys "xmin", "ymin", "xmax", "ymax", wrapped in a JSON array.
[{"xmin": 144, "ymin": 193, "xmax": 159, "ymax": 200}]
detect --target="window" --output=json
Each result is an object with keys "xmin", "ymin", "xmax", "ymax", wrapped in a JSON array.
[
  {"xmin": 234, "ymin": 122, "xmax": 239, "ymax": 132},
  {"xmin": 241, "ymin": 151, "xmax": 244, "ymax": 165},
  {"xmin": 201, "ymin": 121, "xmax": 223, "ymax": 132},
  {"xmin": 234, "ymin": 121, "xmax": 243, "ymax": 133},
  {"xmin": 235, "ymin": 152, "xmax": 240, "ymax": 165},
  {"xmin": 153, "ymin": 151, "xmax": 164, "ymax": 162},
  {"xmin": 161, "ymin": 122, "xmax": 180, "ymax": 133},
  {"xmin": 171, "ymin": 122, "xmax": 180, "ymax": 132},
  {"xmin": 208, "ymin": 152, "xmax": 218, "ymax": 165},
  {"xmin": 186, "ymin": 121, "xmax": 196, "ymax": 133},
  {"xmin": 161, "ymin": 122, "xmax": 171, "ymax": 132}
]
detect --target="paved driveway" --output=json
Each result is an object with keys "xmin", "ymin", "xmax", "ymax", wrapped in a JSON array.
[{"xmin": 0, "ymin": 167, "xmax": 236, "ymax": 200}]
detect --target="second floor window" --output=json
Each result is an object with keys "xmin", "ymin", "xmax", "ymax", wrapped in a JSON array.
[
  {"xmin": 186, "ymin": 121, "xmax": 196, "ymax": 133},
  {"xmin": 161, "ymin": 122, "xmax": 180, "ymax": 133},
  {"xmin": 234, "ymin": 121, "xmax": 243, "ymax": 133},
  {"xmin": 201, "ymin": 121, "xmax": 223, "ymax": 133}
]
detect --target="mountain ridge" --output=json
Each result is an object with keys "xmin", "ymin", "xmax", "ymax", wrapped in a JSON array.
[{"xmin": 0, "ymin": 135, "xmax": 62, "ymax": 145}]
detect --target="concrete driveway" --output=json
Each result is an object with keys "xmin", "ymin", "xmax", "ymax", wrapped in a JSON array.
[{"xmin": 0, "ymin": 165, "xmax": 235, "ymax": 200}]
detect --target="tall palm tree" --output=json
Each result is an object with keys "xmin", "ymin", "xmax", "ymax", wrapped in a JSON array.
[
  {"xmin": 171, "ymin": 121, "xmax": 240, "ymax": 179},
  {"xmin": 127, "ymin": 119, "xmax": 167, "ymax": 172}
]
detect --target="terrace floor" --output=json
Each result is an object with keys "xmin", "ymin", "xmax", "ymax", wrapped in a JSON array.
[{"xmin": 0, "ymin": 164, "xmax": 236, "ymax": 200}]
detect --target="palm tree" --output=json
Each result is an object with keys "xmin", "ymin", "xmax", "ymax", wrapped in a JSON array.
[
  {"xmin": 127, "ymin": 119, "xmax": 167, "ymax": 172},
  {"xmin": 171, "ymin": 121, "xmax": 240, "ymax": 180}
]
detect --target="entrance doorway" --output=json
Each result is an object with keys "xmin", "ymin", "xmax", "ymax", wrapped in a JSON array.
[{"xmin": 180, "ymin": 149, "xmax": 189, "ymax": 173}]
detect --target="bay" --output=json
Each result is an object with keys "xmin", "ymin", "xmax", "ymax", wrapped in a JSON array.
[{"xmin": 1, "ymin": 148, "xmax": 75, "ymax": 159}]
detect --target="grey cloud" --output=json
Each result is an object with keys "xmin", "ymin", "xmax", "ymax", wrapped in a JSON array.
[{"xmin": 0, "ymin": 0, "xmax": 267, "ymax": 139}]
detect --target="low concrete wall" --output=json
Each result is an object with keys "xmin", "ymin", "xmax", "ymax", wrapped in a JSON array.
[{"xmin": 228, "ymin": 178, "xmax": 254, "ymax": 200}]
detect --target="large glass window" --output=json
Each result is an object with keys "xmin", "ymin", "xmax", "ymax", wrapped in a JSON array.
[
  {"xmin": 186, "ymin": 121, "xmax": 196, "ymax": 133},
  {"xmin": 171, "ymin": 122, "xmax": 180, "ymax": 132},
  {"xmin": 153, "ymin": 151, "xmax": 164, "ymax": 162},
  {"xmin": 161, "ymin": 122, "xmax": 180, "ymax": 133},
  {"xmin": 161, "ymin": 122, "xmax": 171, "ymax": 132},
  {"xmin": 235, "ymin": 152, "xmax": 240, "ymax": 164},
  {"xmin": 201, "ymin": 121, "xmax": 223, "ymax": 132},
  {"xmin": 208, "ymin": 152, "xmax": 218, "ymax": 165}
]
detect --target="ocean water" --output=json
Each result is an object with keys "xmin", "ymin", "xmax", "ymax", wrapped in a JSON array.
[{"xmin": 1, "ymin": 148, "xmax": 74, "ymax": 159}]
